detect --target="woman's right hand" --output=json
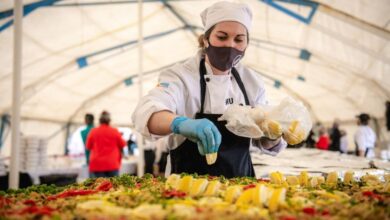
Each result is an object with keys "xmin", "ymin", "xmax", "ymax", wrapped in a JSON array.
[{"xmin": 170, "ymin": 116, "xmax": 221, "ymax": 155}]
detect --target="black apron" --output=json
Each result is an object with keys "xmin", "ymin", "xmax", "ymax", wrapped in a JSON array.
[{"xmin": 169, "ymin": 59, "xmax": 255, "ymax": 178}]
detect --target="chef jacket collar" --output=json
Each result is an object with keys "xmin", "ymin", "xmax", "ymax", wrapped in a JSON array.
[{"xmin": 204, "ymin": 61, "xmax": 232, "ymax": 76}]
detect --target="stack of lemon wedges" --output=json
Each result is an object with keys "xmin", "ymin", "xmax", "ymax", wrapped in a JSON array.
[{"xmin": 166, "ymin": 174, "xmax": 287, "ymax": 212}]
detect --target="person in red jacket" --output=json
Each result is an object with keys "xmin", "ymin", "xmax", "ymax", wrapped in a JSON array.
[
  {"xmin": 86, "ymin": 111, "xmax": 126, "ymax": 178},
  {"xmin": 316, "ymin": 127, "xmax": 330, "ymax": 150}
]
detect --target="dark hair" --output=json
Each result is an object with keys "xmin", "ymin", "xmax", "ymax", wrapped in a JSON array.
[
  {"xmin": 357, "ymin": 113, "xmax": 370, "ymax": 125},
  {"xmin": 99, "ymin": 111, "xmax": 111, "ymax": 124},
  {"xmin": 85, "ymin": 114, "xmax": 94, "ymax": 125},
  {"xmin": 198, "ymin": 24, "xmax": 250, "ymax": 52}
]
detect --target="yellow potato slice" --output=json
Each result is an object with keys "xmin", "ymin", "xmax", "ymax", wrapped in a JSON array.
[{"xmin": 206, "ymin": 153, "xmax": 217, "ymax": 165}]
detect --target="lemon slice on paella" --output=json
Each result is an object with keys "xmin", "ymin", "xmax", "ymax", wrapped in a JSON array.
[
  {"xmin": 270, "ymin": 172, "xmax": 283, "ymax": 185},
  {"xmin": 253, "ymin": 184, "xmax": 268, "ymax": 206},
  {"xmin": 343, "ymin": 171, "xmax": 354, "ymax": 184},
  {"xmin": 236, "ymin": 187, "xmax": 255, "ymax": 205},
  {"xmin": 309, "ymin": 177, "xmax": 319, "ymax": 188},
  {"xmin": 299, "ymin": 171, "xmax": 309, "ymax": 186},
  {"xmin": 203, "ymin": 180, "xmax": 221, "ymax": 197},
  {"xmin": 286, "ymin": 176, "xmax": 299, "ymax": 186},
  {"xmin": 224, "ymin": 185, "xmax": 242, "ymax": 203},
  {"xmin": 178, "ymin": 175, "xmax": 193, "ymax": 193},
  {"xmin": 317, "ymin": 176, "xmax": 325, "ymax": 185},
  {"xmin": 189, "ymin": 178, "xmax": 208, "ymax": 197},
  {"xmin": 267, "ymin": 187, "xmax": 286, "ymax": 212},
  {"xmin": 326, "ymin": 172, "xmax": 338, "ymax": 187},
  {"xmin": 165, "ymin": 174, "xmax": 181, "ymax": 189}
]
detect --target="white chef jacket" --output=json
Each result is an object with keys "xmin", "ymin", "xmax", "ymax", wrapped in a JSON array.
[
  {"xmin": 354, "ymin": 125, "xmax": 376, "ymax": 157},
  {"xmin": 132, "ymin": 50, "xmax": 286, "ymax": 156}
]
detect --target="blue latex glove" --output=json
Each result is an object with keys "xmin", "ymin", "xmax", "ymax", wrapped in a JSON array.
[{"xmin": 171, "ymin": 116, "xmax": 221, "ymax": 155}]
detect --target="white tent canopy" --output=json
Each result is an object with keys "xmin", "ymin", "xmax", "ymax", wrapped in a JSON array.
[{"xmin": 0, "ymin": 0, "xmax": 389, "ymax": 156}]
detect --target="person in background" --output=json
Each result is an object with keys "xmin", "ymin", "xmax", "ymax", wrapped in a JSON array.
[
  {"xmin": 81, "ymin": 113, "xmax": 94, "ymax": 165},
  {"xmin": 386, "ymin": 101, "xmax": 390, "ymax": 132},
  {"xmin": 386, "ymin": 101, "xmax": 390, "ymax": 152},
  {"xmin": 316, "ymin": 127, "xmax": 329, "ymax": 150},
  {"xmin": 127, "ymin": 134, "xmax": 136, "ymax": 155},
  {"xmin": 143, "ymin": 139, "xmax": 156, "ymax": 175},
  {"xmin": 132, "ymin": 1, "xmax": 287, "ymax": 178},
  {"xmin": 306, "ymin": 121, "xmax": 322, "ymax": 148},
  {"xmin": 339, "ymin": 130, "xmax": 348, "ymax": 154},
  {"xmin": 328, "ymin": 119, "xmax": 341, "ymax": 152},
  {"xmin": 305, "ymin": 129, "xmax": 316, "ymax": 148},
  {"xmin": 87, "ymin": 111, "xmax": 126, "ymax": 177},
  {"xmin": 354, "ymin": 113, "xmax": 376, "ymax": 158},
  {"xmin": 154, "ymin": 137, "xmax": 169, "ymax": 177}
]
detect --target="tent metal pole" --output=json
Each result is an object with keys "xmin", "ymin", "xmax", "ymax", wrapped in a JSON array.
[
  {"xmin": 136, "ymin": 0, "xmax": 145, "ymax": 177},
  {"xmin": 9, "ymin": 0, "xmax": 23, "ymax": 189}
]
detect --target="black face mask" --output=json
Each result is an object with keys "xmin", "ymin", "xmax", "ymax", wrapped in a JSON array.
[{"xmin": 205, "ymin": 41, "xmax": 245, "ymax": 71}]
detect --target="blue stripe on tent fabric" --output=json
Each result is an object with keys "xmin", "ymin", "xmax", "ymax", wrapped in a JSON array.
[
  {"xmin": 274, "ymin": 80, "xmax": 282, "ymax": 88},
  {"xmin": 261, "ymin": 0, "xmax": 318, "ymax": 24},
  {"xmin": 272, "ymin": 0, "xmax": 317, "ymax": 7},
  {"xmin": 307, "ymin": 2, "xmax": 319, "ymax": 23},
  {"xmin": 76, "ymin": 57, "xmax": 88, "ymax": 69},
  {"xmin": 0, "ymin": 21, "xmax": 13, "ymax": 32},
  {"xmin": 0, "ymin": 0, "xmax": 62, "ymax": 32},
  {"xmin": 124, "ymin": 78, "xmax": 133, "ymax": 86},
  {"xmin": 75, "ymin": 26, "xmax": 194, "ymax": 68},
  {"xmin": 0, "ymin": 10, "xmax": 13, "ymax": 20},
  {"xmin": 50, "ymin": 0, "xmax": 189, "ymax": 7},
  {"xmin": 299, "ymin": 49, "xmax": 311, "ymax": 60},
  {"xmin": 297, "ymin": 75, "xmax": 306, "ymax": 81}
]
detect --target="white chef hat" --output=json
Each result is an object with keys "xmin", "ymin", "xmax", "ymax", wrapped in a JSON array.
[{"xmin": 200, "ymin": 1, "xmax": 253, "ymax": 33}]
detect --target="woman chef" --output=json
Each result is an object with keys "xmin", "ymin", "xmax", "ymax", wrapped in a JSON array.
[{"xmin": 132, "ymin": 1, "xmax": 287, "ymax": 178}]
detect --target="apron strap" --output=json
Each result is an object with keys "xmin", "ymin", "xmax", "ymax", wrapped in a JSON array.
[
  {"xmin": 199, "ymin": 59, "xmax": 250, "ymax": 113},
  {"xmin": 199, "ymin": 59, "xmax": 207, "ymax": 114},
  {"xmin": 231, "ymin": 67, "xmax": 250, "ymax": 106}
]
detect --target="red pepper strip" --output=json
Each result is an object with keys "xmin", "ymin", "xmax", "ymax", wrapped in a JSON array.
[
  {"xmin": 321, "ymin": 210, "xmax": 330, "ymax": 216},
  {"xmin": 207, "ymin": 176, "xmax": 217, "ymax": 180},
  {"xmin": 362, "ymin": 191, "xmax": 374, "ymax": 197},
  {"xmin": 47, "ymin": 189, "xmax": 97, "ymax": 200},
  {"xmin": 96, "ymin": 180, "xmax": 113, "ymax": 191},
  {"xmin": 243, "ymin": 184, "xmax": 256, "ymax": 191},
  {"xmin": 162, "ymin": 189, "xmax": 187, "ymax": 198},
  {"xmin": 19, "ymin": 206, "xmax": 55, "ymax": 216},
  {"xmin": 0, "ymin": 196, "xmax": 12, "ymax": 208},
  {"xmin": 257, "ymin": 178, "xmax": 270, "ymax": 183},
  {"xmin": 302, "ymin": 207, "xmax": 316, "ymax": 215},
  {"xmin": 279, "ymin": 216, "xmax": 297, "ymax": 220},
  {"xmin": 23, "ymin": 199, "xmax": 36, "ymax": 206},
  {"xmin": 195, "ymin": 207, "xmax": 204, "ymax": 213},
  {"xmin": 362, "ymin": 191, "xmax": 384, "ymax": 201}
]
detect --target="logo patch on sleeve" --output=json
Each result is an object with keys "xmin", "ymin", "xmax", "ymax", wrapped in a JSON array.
[{"xmin": 156, "ymin": 82, "xmax": 170, "ymax": 88}]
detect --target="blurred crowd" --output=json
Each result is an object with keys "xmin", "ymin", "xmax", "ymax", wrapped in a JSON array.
[{"xmin": 303, "ymin": 101, "xmax": 390, "ymax": 160}]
